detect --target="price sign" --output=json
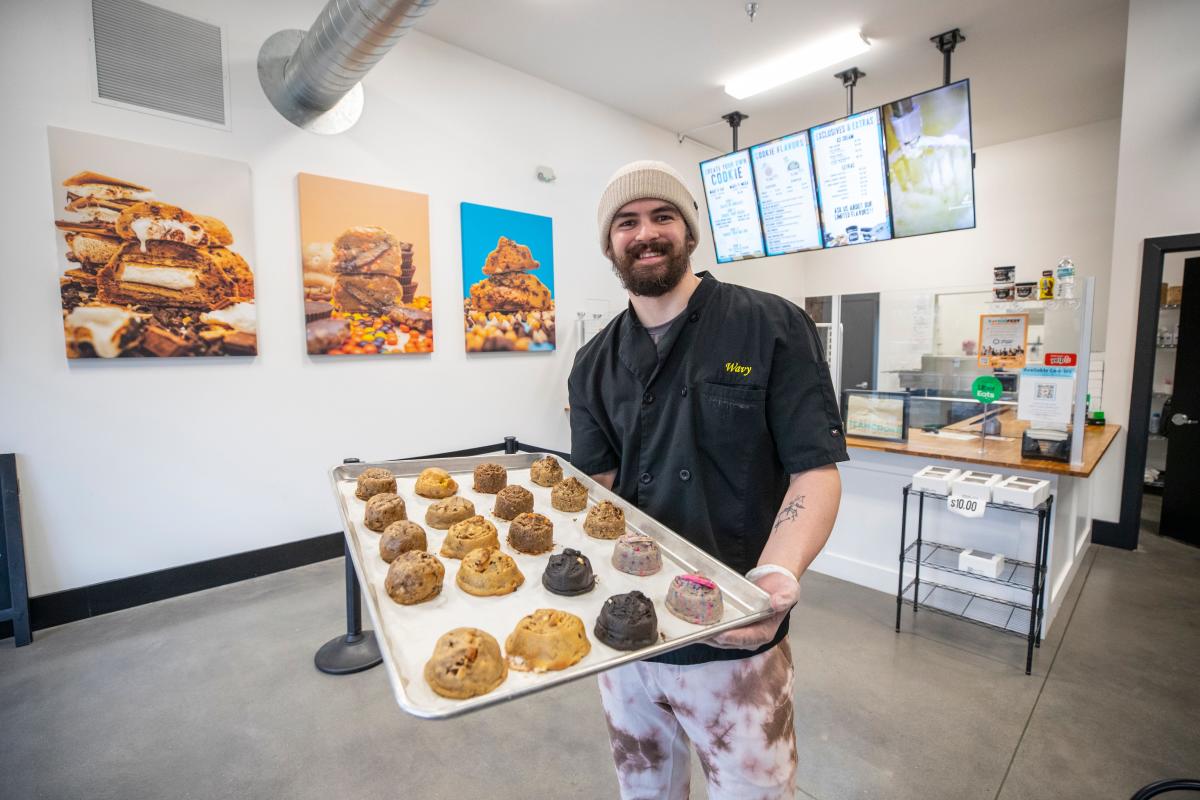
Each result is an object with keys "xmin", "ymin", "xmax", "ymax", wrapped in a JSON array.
[
  {"xmin": 947, "ymin": 495, "xmax": 986, "ymax": 518},
  {"xmin": 971, "ymin": 375, "xmax": 1003, "ymax": 404}
]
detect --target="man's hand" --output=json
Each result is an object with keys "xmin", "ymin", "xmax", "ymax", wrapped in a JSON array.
[
  {"xmin": 710, "ymin": 464, "xmax": 839, "ymax": 650},
  {"xmin": 708, "ymin": 571, "xmax": 799, "ymax": 650}
]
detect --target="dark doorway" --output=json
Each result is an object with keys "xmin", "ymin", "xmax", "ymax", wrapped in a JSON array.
[
  {"xmin": 840, "ymin": 292, "xmax": 880, "ymax": 394},
  {"xmin": 1159, "ymin": 256, "xmax": 1200, "ymax": 544},
  {"xmin": 1099, "ymin": 233, "xmax": 1200, "ymax": 550}
]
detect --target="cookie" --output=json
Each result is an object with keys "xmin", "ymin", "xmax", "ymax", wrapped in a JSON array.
[
  {"xmin": 425, "ymin": 496, "xmax": 476, "ymax": 530},
  {"xmin": 364, "ymin": 492, "xmax": 406, "ymax": 532},
  {"xmin": 355, "ymin": 467, "xmax": 397, "ymax": 501}
]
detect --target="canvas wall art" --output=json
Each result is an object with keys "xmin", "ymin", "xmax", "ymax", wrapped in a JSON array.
[
  {"xmin": 298, "ymin": 173, "xmax": 433, "ymax": 355},
  {"xmin": 49, "ymin": 127, "xmax": 257, "ymax": 358},
  {"xmin": 460, "ymin": 202, "xmax": 555, "ymax": 352}
]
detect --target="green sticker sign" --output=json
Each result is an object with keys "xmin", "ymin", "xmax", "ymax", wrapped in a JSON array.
[{"xmin": 972, "ymin": 375, "xmax": 1003, "ymax": 403}]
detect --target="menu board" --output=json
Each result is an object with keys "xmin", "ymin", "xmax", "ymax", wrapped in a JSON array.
[
  {"xmin": 699, "ymin": 150, "xmax": 766, "ymax": 263},
  {"xmin": 750, "ymin": 131, "xmax": 823, "ymax": 255},
  {"xmin": 810, "ymin": 109, "xmax": 892, "ymax": 247},
  {"xmin": 884, "ymin": 80, "xmax": 975, "ymax": 238}
]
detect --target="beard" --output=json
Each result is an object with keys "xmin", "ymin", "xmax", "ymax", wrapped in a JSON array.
[{"xmin": 610, "ymin": 240, "xmax": 691, "ymax": 297}]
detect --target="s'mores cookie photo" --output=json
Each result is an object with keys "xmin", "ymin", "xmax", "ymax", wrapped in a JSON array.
[{"xmin": 48, "ymin": 127, "xmax": 258, "ymax": 358}]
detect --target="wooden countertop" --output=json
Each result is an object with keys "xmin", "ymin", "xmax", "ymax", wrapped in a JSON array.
[{"xmin": 845, "ymin": 408, "xmax": 1120, "ymax": 478}]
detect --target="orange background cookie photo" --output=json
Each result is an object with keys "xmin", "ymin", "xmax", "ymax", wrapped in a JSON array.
[{"xmin": 298, "ymin": 172, "xmax": 433, "ymax": 356}]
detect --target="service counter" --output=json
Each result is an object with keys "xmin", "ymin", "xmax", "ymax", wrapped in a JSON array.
[{"xmin": 811, "ymin": 407, "xmax": 1119, "ymax": 639}]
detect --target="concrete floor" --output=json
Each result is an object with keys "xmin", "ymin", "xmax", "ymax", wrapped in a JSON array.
[{"xmin": 2, "ymin": 530, "xmax": 1198, "ymax": 800}]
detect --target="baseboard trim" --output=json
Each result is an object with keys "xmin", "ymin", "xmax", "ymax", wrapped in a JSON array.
[
  {"xmin": 0, "ymin": 532, "xmax": 344, "ymax": 641},
  {"xmin": 1091, "ymin": 519, "xmax": 1133, "ymax": 550},
  {"xmin": 807, "ymin": 550, "xmax": 898, "ymax": 595}
]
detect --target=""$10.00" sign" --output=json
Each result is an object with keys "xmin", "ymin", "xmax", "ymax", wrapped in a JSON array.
[{"xmin": 947, "ymin": 495, "xmax": 986, "ymax": 519}]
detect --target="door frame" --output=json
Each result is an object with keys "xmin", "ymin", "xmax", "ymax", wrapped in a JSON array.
[{"xmin": 1096, "ymin": 233, "xmax": 1200, "ymax": 550}]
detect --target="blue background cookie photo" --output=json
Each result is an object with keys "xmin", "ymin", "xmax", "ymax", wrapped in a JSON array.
[{"xmin": 459, "ymin": 202, "xmax": 555, "ymax": 297}]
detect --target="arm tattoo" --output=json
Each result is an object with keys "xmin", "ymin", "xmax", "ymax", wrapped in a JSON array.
[{"xmin": 772, "ymin": 495, "xmax": 806, "ymax": 533}]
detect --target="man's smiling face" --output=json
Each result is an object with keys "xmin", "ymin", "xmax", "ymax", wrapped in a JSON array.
[{"xmin": 606, "ymin": 198, "xmax": 693, "ymax": 297}]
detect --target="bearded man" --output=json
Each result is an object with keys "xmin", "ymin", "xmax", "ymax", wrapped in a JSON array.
[{"xmin": 568, "ymin": 160, "xmax": 847, "ymax": 800}]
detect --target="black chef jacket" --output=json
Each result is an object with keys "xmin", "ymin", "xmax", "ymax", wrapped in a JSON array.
[{"xmin": 568, "ymin": 272, "xmax": 848, "ymax": 665}]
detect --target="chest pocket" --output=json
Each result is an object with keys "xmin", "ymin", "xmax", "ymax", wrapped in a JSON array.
[{"xmin": 694, "ymin": 382, "xmax": 770, "ymax": 466}]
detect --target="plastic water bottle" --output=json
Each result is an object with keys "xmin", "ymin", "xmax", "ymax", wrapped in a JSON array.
[{"xmin": 1055, "ymin": 257, "xmax": 1076, "ymax": 300}]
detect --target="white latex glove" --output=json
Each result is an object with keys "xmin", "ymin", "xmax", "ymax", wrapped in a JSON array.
[{"xmin": 708, "ymin": 568, "xmax": 800, "ymax": 650}]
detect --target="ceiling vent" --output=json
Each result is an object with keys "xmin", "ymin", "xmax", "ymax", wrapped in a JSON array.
[{"xmin": 90, "ymin": 0, "xmax": 230, "ymax": 128}]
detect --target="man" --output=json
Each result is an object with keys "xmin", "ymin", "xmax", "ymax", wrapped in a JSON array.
[{"xmin": 569, "ymin": 160, "xmax": 847, "ymax": 799}]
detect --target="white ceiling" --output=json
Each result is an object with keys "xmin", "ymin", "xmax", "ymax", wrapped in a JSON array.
[{"xmin": 417, "ymin": 0, "xmax": 1128, "ymax": 152}]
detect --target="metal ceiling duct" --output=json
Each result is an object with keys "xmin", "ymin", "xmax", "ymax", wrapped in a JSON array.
[{"xmin": 258, "ymin": 0, "xmax": 438, "ymax": 134}]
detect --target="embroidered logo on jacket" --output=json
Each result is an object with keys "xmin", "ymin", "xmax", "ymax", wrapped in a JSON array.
[{"xmin": 724, "ymin": 361, "xmax": 752, "ymax": 377}]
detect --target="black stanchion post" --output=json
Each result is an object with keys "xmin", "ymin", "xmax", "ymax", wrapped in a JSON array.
[{"xmin": 314, "ymin": 458, "xmax": 383, "ymax": 676}]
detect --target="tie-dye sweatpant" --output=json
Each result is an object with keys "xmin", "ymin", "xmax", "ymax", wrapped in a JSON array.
[{"xmin": 597, "ymin": 640, "xmax": 797, "ymax": 800}]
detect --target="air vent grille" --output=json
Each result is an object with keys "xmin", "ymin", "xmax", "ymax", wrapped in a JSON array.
[{"xmin": 92, "ymin": 0, "xmax": 227, "ymax": 126}]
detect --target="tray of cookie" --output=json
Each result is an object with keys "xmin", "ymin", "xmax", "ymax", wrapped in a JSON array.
[{"xmin": 329, "ymin": 452, "xmax": 773, "ymax": 720}]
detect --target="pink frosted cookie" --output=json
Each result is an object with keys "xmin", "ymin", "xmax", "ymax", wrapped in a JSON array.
[
  {"xmin": 610, "ymin": 531, "xmax": 662, "ymax": 577},
  {"xmin": 664, "ymin": 574, "xmax": 724, "ymax": 625}
]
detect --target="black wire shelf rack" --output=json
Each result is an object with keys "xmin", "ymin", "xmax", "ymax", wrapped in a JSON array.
[{"xmin": 895, "ymin": 484, "xmax": 1053, "ymax": 675}]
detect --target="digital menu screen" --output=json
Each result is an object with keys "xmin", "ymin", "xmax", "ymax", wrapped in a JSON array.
[
  {"xmin": 750, "ymin": 131, "xmax": 823, "ymax": 255},
  {"xmin": 884, "ymin": 79, "xmax": 975, "ymax": 238},
  {"xmin": 699, "ymin": 150, "xmax": 766, "ymax": 263},
  {"xmin": 810, "ymin": 108, "xmax": 892, "ymax": 247}
]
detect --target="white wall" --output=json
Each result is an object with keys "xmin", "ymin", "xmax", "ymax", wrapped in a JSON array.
[
  {"xmin": 800, "ymin": 118, "xmax": 1121, "ymax": 350},
  {"xmin": 4, "ymin": 0, "xmax": 1179, "ymax": 597},
  {"xmin": 1094, "ymin": 0, "xmax": 1200, "ymax": 522},
  {"xmin": 0, "ymin": 0, "xmax": 725, "ymax": 595}
]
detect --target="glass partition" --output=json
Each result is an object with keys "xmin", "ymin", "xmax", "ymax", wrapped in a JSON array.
[{"xmin": 812, "ymin": 279, "xmax": 1096, "ymax": 464}]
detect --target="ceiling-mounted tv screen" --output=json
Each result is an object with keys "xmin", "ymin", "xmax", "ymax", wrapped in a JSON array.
[
  {"xmin": 810, "ymin": 108, "xmax": 892, "ymax": 247},
  {"xmin": 750, "ymin": 131, "xmax": 823, "ymax": 255},
  {"xmin": 699, "ymin": 149, "xmax": 766, "ymax": 263},
  {"xmin": 883, "ymin": 79, "xmax": 975, "ymax": 238}
]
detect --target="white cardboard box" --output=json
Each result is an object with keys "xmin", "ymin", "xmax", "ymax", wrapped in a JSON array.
[
  {"xmin": 951, "ymin": 470, "xmax": 1003, "ymax": 502},
  {"xmin": 993, "ymin": 475, "xmax": 1052, "ymax": 509},
  {"xmin": 912, "ymin": 465, "xmax": 963, "ymax": 495},
  {"xmin": 959, "ymin": 548, "xmax": 1006, "ymax": 578}
]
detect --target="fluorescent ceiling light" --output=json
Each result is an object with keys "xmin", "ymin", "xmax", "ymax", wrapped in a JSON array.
[{"xmin": 724, "ymin": 29, "xmax": 871, "ymax": 100}]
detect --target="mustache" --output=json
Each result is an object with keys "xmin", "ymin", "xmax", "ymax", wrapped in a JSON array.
[{"xmin": 625, "ymin": 240, "xmax": 676, "ymax": 258}]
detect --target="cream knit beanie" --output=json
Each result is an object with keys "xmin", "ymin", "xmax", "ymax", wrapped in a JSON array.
[{"xmin": 597, "ymin": 160, "xmax": 701, "ymax": 255}]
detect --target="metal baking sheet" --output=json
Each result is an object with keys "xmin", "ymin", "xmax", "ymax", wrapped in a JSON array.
[{"xmin": 330, "ymin": 452, "xmax": 773, "ymax": 720}]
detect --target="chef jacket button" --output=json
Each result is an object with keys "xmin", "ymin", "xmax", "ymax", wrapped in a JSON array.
[
  {"xmin": 639, "ymin": 472, "xmax": 653, "ymax": 485},
  {"xmin": 688, "ymin": 312, "xmax": 699, "ymax": 323},
  {"xmin": 681, "ymin": 386, "xmax": 688, "ymax": 397},
  {"xmin": 831, "ymin": 427, "xmax": 842, "ymax": 437},
  {"xmin": 643, "ymin": 391, "xmax": 655, "ymax": 405},
  {"xmin": 679, "ymin": 469, "xmax": 691, "ymax": 481}
]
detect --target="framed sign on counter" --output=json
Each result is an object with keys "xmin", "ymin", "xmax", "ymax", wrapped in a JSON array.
[
  {"xmin": 841, "ymin": 390, "xmax": 910, "ymax": 443},
  {"xmin": 1, "ymin": 454, "xmax": 31, "ymax": 646}
]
